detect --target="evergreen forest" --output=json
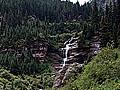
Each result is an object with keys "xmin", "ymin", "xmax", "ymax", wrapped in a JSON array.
[{"xmin": 0, "ymin": 0, "xmax": 120, "ymax": 89}]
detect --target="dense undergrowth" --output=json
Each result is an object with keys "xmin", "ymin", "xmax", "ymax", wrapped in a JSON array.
[
  {"xmin": 0, "ymin": 51, "xmax": 54, "ymax": 89},
  {"xmin": 0, "ymin": 68, "xmax": 54, "ymax": 90},
  {"xmin": 0, "ymin": 52, "xmax": 52, "ymax": 75}
]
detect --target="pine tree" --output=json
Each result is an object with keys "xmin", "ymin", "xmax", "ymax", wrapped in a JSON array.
[
  {"xmin": 100, "ymin": 16, "xmax": 110, "ymax": 47},
  {"xmin": 116, "ymin": 0, "xmax": 120, "ymax": 25},
  {"xmin": 111, "ymin": 0, "xmax": 120, "ymax": 48},
  {"xmin": 91, "ymin": 0, "xmax": 99, "ymax": 33}
]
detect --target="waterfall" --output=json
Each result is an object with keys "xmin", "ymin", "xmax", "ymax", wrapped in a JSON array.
[
  {"xmin": 53, "ymin": 36, "xmax": 85, "ymax": 87},
  {"xmin": 62, "ymin": 37, "xmax": 78, "ymax": 67},
  {"xmin": 63, "ymin": 44, "xmax": 70, "ymax": 67},
  {"xmin": 53, "ymin": 33, "xmax": 102, "ymax": 87}
]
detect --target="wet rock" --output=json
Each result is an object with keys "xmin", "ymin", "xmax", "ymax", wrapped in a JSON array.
[
  {"xmin": 53, "ymin": 63, "xmax": 83, "ymax": 87},
  {"xmin": 49, "ymin": 53, "xmax": 62, "ymax": 64},
  {"xmin": 62, "ymin": 63, "xmax": 83, "ymax": 84},
  {"xmin": 53, "ymin": 65, "xmax": 69, "ymax": 87}
]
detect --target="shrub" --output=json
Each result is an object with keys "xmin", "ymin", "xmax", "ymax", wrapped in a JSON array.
[{"xmin": 0, "ymin": 68, "xmax": 54, "ymax": 89}]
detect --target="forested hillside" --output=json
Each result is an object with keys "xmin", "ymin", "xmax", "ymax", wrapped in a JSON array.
[{"xmin": 0, "ymin": 0, "xmax": 120, "ymax": 89}]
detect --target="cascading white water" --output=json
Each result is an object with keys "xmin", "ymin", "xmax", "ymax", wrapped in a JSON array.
[
  {"xmin": 54, "ymin": 36, "xmax": 83, "ymax": 87},
  {"xmin": 62, "ymin": 37, "xmax": 78, "ymax": 67},
  {"xmin": 63, "ymin": 44, "xmax": 70, "ymax": 67}
]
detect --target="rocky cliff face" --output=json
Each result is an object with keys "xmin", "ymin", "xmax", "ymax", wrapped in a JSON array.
[
  {"xmin": 53, "ymin": 63, "xmax": 83, "ymax": 87},
  {"xmin": 28, "ymin": 40, "xmax": 49, "ymax": 62},
  {"xmin": 53, "ymin": 36, "xmax": 89, "ymax": 87},
  {"xmin": 53, "ymin": 30, "xmax": 102, "ymax": 87}
]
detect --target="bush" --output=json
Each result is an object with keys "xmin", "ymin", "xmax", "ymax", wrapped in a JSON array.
[
  {"xmin": 89, "ymin": 79, "xmax": 120, "ymax": 90},
  {"xmin": 0, "ymin": 68, "xmax": 54, "ymax": 90}
]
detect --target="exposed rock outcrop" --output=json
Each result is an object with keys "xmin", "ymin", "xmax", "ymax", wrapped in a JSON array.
[
  {"xmin": 53, "ymin": 36, "xmax": 88, "ymax": 87},
  {"xmin": 53, "ymin": 63, "xmax": 83, "ymax": 87},
  {"xmin": 89, "ymin": 35, "xmax": 101, "ymax": 56},
  {"xmin": 29, "ymin": 40, "xmax": 49, "ymax": 61},
  {"xmin": 53, "ymin": 30, "xmax": 102, "ymax": 87}
]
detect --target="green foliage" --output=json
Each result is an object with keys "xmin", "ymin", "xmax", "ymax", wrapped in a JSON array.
[
  {"xmin": 0, "ymin": 0, "xmax": 88, "ymax": 23},
  {"xmin": 0, "ymin": 0, "xmax": 120, "ymax": 89},
  {"xmin": 0, "ymin": 68, "xmax": 54, "ymax": 89},
  {"xmin": 89, "ymin": 80, "xmax": 120, "ymax": 90},
  {"xmin": 0, "ymin": 52, "xmax": 53, "ymax": 75}
]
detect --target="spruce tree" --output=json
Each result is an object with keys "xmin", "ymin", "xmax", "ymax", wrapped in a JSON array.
[
  {"xmin": 91, "ymin": 0, "xmax": 99, "ymax": 33},
  {"xmin": 99, "ymin": 16, "xmax": 110, "ymax": 47}
]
